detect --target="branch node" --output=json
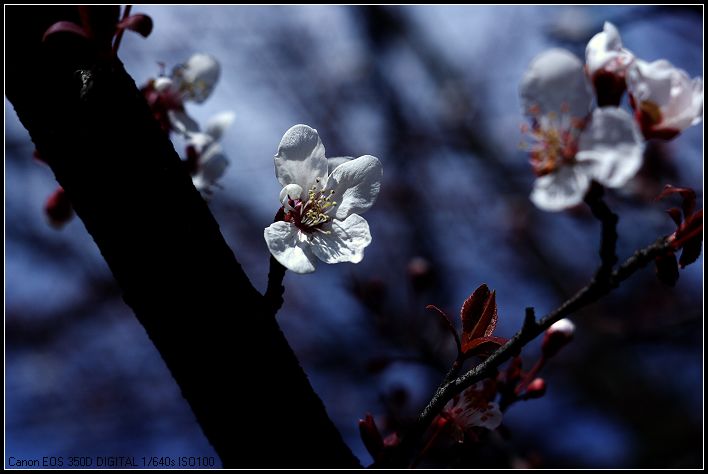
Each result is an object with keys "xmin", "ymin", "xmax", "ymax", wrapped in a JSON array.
[{"xmin": 522, "ymin": 307, "xmax": 537, "ymax": 332}]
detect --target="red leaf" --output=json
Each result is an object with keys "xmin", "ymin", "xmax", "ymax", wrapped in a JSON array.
[
  {"xmin": 657, "ymin": 185, "xmax": 696, "ymax": 218},
  {"xmin": 679, "ymin": 238, "xmax": 702, "ymax": 269},
  {"xmin": 42, "ymin": 21, "xmax": 90, "ymax": 43},
  {"xmin": 426, "ymin": 304, "xmax": 461, "ymax": 355},
  {"xmin": 666, "ymin": 208, "xmax": 682, "ymax": 227},
  {"xmin": 117, "ymin": 14, "xmax": 153, "ymax": 38},
  {"xmin": 460, "ymin": 284, "xmax": 498, "ymax": 342},
  {"xmin": 462, "ymin": 336, "xmax": 508, "ymax": 358}
]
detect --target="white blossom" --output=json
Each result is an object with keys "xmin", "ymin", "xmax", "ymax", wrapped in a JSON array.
[
  {"xmin": 153, "ymin": 53, "xmax": 222, "ymax": 136},
  {"xmin": 521, "ymin": 49, "xmax": 644, "ymax": 212},
  {"xmin": 585, "ymin": 22, "xmax": 634, "ymax": 78},
  {"xmin": 187, "ymin": 111, "xmax": 235, "ymax": 197},
  {"xmin": 627, "ymin": 59, "xmax": 703, "ymax": 139},
  {"xmin": 171, "ymin": 53, "xmax": 221, "ymax": 104},
  {"xmin": 264, "ymin": 125, "xmax": 382, "ymax": 274},
  {"xmin": 441, "ymin": 382, "xmax": 502, "ymax": 441}
]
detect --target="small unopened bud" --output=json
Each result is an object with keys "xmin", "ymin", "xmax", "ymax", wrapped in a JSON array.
[
  {"xmin": 358, "ymin": 413, "xmax": 384, "ymax": 461},
  {"xmin": 542, "ymin": 318, "xmax": 575, "ymax": 358},
  {"xmin": 153, "ymin": 76, "xmax": 173, "ymax": 92},
  {"xmin": 383, "ymin": 432, "xmax": 400, "ymax": 448},
  {"xmin": 407, "ymin": 256, "xmax": 435, "ymax": 292},
  {"xmin": 524, "ymin": 378, "xmax": 546, "ymax": 399},
  {"xmin": 44, "ymin": 187, "xmax": 74, "ymax": 229}
]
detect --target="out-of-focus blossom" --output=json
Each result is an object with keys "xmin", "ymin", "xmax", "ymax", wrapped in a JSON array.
[
  {"xmin": 171, "ymin": 53, "xmax": 221, "ymax": 104},
  {"xmin": 627, "ymin": 59, "xmax": 703, "ymax": 140},
  {"xmin": 184, "ymin": 112, "xmax": 235, "ymax": 197},
  {"xmin": 520, "ymin": 49, "xmax": 644, "ymax": 211},
  {"xmin": 264, "ymin": 125, "xmax": 382, "ymax": 274},
  {"xmin": 585, "ymin": 22, "xmax": 634, "ymax": 106},
  {"xmin": 438, "ymin": 381, "xmax": 502, "ymax": 443},
  {"xmin": 142, "ymin": 53, "xmax": 222, "ymax": 135}
]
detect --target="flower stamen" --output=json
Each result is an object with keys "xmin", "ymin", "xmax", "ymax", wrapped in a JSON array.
[
  {"xmin": 284, "ymin": 185, "xmax": 338, "ymax": 233},
  {"xmin": 521, "ymin": 105, "xmax": 585, "ymax": 176}
]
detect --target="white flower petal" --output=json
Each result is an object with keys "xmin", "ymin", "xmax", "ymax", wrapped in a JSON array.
[
  {"xmin": 458, "ymin": 402, "xmax": 503, "ymax": 430},
  {"xmin": 585, "ymin": 22, "xmax": 633, "ymax": 77},
  {"xmin": 274, "ymin": 124, "xmax": 328, "ymax": 193},
  {"xmin": 548, "ymin": 318, "xmax": 575, "ymax": 337},
  {"xmin": 199, "ymin": 144, "xmax": 229, "ymax": 182},
  {"xmin": 310, "ymin": 214, "xmax": 372, "ymax": 264},
  {"xmin": 627, "ymin": 59, "xmax": 703, "ymax": 132},
  {"xmin": 172, "ymin": 53, "xmax": 220, "ymax": 103},
  {"xmin": 264, "ymin": 221, "xmax": 317, "ymax": 274},
  {"xmin": 520, "ymin": 48, "xmax": 593, "ymax": 118},
  {"xmin": 327, "ymin": 155, "xmax": 382, "ymax": 220},
  {"xmin": 279, "ymin": 183, "xmax": 304, "ymax": 205},
  {"xmin": 576, "ymin": 107, "xmax": 643, "ymax": 188},
  {"xmin": 205, "ymin": 111, "xmax": 236, "ymax": 141},
  {"xmin": 187, "ymin": 132, "xmax": 215, "ymax": 154},
  {"xmin": 531, "ymin": 165, "xmax": 591, "ymax": 212},
  {"xmin": 327, "ymin": 156, "xmax": 353, "ymax": 173},
  {"xmin": 168, "ymin": 109, "xmax": 200, "ymax": 136},
  {"xmin": 153, "ymin": 76, "xmax": 173, "ymax": 92}
]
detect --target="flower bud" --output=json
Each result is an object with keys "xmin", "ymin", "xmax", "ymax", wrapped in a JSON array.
[
  {"xmin": 407, "ymin": 256, "xmax": 435, "ymax": 292},
  {"xmin": 524, "ymin": 378, "xmax": 547, "ymax": 399},
  {"xmin": 44, "ymin": 187, "xmax": 74, "ymax": 229},
  {"xmin": 542, "ymin": 318, "xmax": 575, "ymax": 358},
  {"xmin": 358, "ymin": 413, "xmax": 384, "ymax": 461}
]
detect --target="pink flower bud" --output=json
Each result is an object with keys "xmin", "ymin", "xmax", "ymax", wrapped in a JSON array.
[
  {"xmin": 407, "ymin": 256, "xmax": 435, "ymax": 292},
  {"xmin": 525, "ymin": 378, "xmax": 547, "ymax": 399},
  {"xmin": 542, "ymin": 318, "xmax": 575, "ymax": 358},
  {"xmin": 44, "ymin": 187, "xmax": 74, "ymax": 229},
  {"xmin": 358, "ymin": 413, "xmax": 384, "ymax": 461}
]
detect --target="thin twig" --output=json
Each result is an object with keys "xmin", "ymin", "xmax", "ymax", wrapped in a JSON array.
[
  {"xmin": 111, "ymin": 4, "xmax": 131, "ymax": 56},
  {"xmin": 584, "ymin": 183, "xmax": 619, "ymax": 284},
  {"xmin": 264, "ymin": 208, "xmax": 287, "ymax": 315},
  {"xmin": 387, "ymin": 235, "xmax": 671, "ymax": 467}
]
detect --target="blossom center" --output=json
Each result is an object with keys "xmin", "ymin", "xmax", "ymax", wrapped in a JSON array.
[
  {"xmin": 522, "ymin": 108, "xmax": 585, "ymax": 176},
  {"xmin": 284, "ymin": 184, "xmax": 337, "ymax": 233}
]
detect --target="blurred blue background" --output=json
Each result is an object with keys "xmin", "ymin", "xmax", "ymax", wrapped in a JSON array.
[{"xmin": 5, "ymin": 5, "xmax": 703, "ymax": 468}]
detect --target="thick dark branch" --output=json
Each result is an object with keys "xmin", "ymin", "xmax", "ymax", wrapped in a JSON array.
[{"xmin": 6, "ymin": 6, "xmax": 358, "ymax": 468}]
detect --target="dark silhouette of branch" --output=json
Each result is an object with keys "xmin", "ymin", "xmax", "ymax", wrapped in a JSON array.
[
  {"xmin": 5, "ymin": 6, "xmax": 358, "ymax": 468},
  {"xmin": 584, "ymin": 183, "xmax": 619, "ymax": 284}
]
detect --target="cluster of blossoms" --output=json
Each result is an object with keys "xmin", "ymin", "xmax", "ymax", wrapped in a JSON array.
[
  {"xmin": 521, "ymin": 22, "xmax": 703, "ymax": 211},
  {"xmin": 358, "ymin": 284, "xmax": 577, "ymax": 466},
  {"xmin": 264, "ymin": 125, "xmax": 383, "ymax": 274},
  {"xmin": 45, "ymin": 53, "xmax": 234, "ymax": 227},
  {"xmin": 143, "ymin": 53, "xmax": 234, "ymax": 197}
]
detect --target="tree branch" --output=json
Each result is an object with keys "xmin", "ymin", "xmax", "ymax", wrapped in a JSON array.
[
  {"xmin": 6, "ymin": 6, "xmax": 358, "ymax": 468},
  {"xmin": 387, "ymin": 229, "xmax": 670, "ymax": 466},
  {"xmin": 584, "ymin": 182, "xmax": 619, "ymax": 284}
]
